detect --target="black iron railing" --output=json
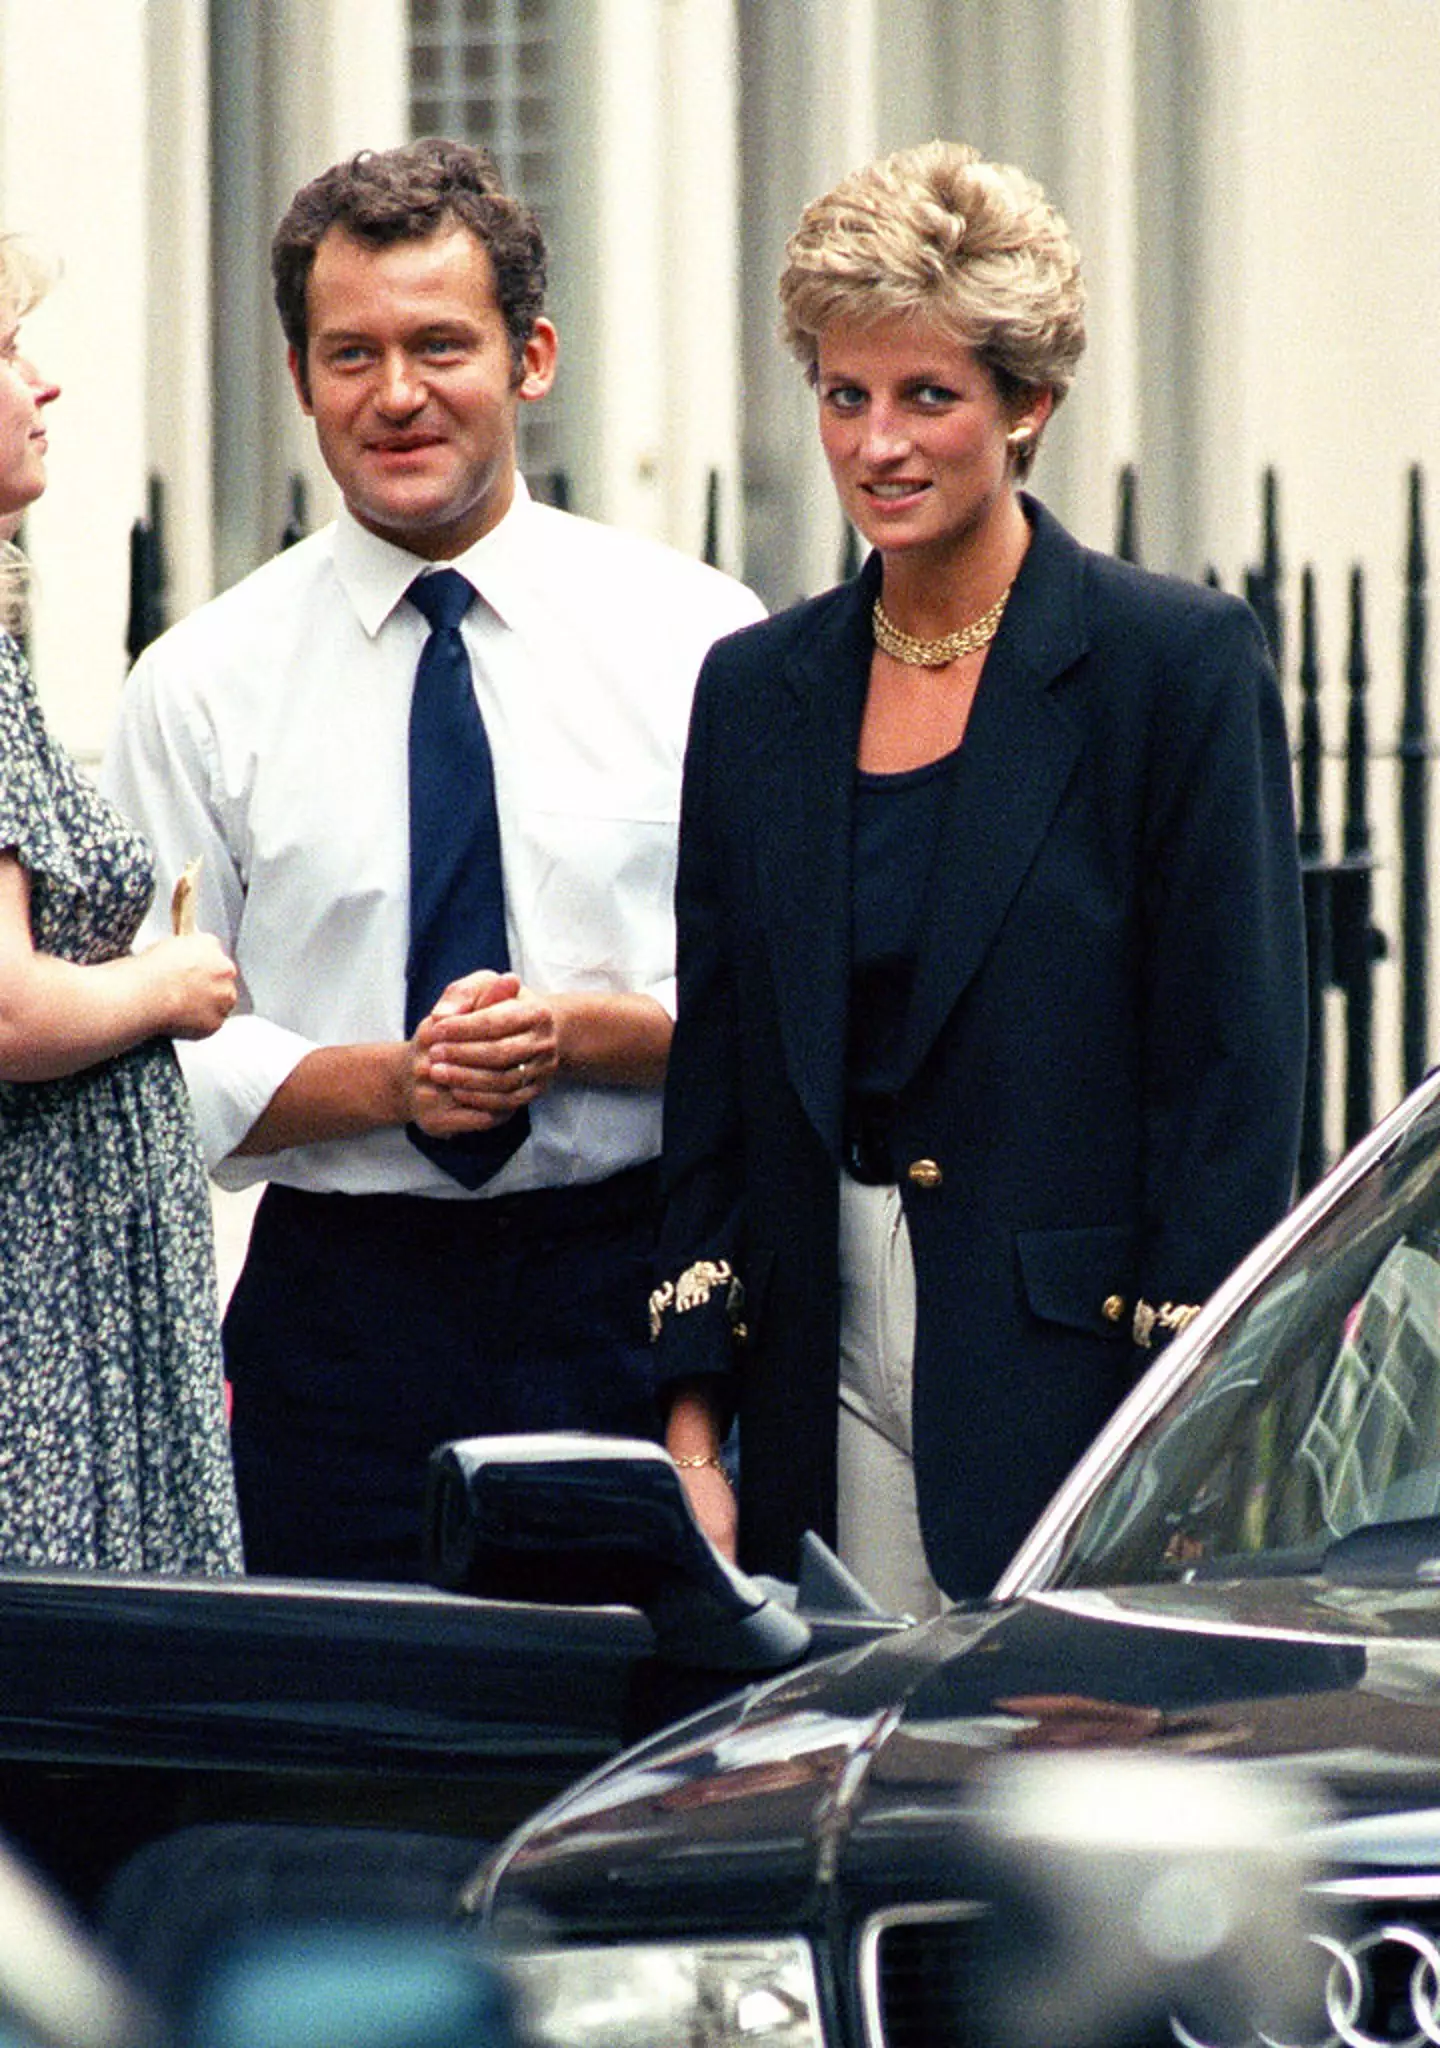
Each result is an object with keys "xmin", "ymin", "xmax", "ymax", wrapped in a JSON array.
[
  {"xmin": 1119, "ymin": 463, "xmax": 1430, "ymax": 1190},
  {"xmin": 124, "ymin": 457, "xmax": 1432, "ymax": 1192}
]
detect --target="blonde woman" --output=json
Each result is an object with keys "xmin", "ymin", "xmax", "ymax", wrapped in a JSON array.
[
  {"xmin": 655, "ymin": 143, "xmax": 1305, "ymax": 1613},
  {"xmin": 0, "ymin": 238, "xmax": 242, "ymax": 1570}
]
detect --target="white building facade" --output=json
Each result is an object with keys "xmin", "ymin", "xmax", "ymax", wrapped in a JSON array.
[{"xmin": 3, "ymin": 0, "xmax": 1438, "ymax": 1128}]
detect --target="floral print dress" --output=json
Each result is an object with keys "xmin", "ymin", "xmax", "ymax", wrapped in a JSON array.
[{"xmin": 0, "ymin": 633, "xmax": 242, "ymax": 1572}]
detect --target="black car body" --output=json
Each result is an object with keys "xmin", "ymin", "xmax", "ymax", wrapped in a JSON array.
[
  {"xmin": 467, "ymin": 1068, "xmax": 1440, "ymax": 2048},
  {"xmin": 0, "ymin": 1431, "xmax": 896, "ymax": 2015},
  {"xmin": 0, "ymin": 1569, "xmax": 650, "ymax": 1913}
]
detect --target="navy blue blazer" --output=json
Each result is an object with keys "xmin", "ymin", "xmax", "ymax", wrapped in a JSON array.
[{"xmin": 654, "ymin": 498, "xmax": 1307, "ymax": 1597}]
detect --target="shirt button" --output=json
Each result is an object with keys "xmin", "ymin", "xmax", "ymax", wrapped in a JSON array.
[
  {"xmin": 906, "ymin": 1158, "xmax": 943, "ymax": 1190},
  {"xmin": 1102, "ymin": 1293, "xmax": 1127, "ymax": 1325}
]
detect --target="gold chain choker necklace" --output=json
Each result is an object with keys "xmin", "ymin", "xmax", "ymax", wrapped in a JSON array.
[{"xmin": 872, "ymin": 582, "xmax": 1013, "ymax": 667}]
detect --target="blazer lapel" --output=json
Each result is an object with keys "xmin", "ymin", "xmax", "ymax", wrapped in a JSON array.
[
  {"xmin": 751, "ymin": 573, "xmax": 874, "ymax": 1160},
  {"xmin": 897, "ymin": 504, "xmax": 1091, "ymax": 1084}
]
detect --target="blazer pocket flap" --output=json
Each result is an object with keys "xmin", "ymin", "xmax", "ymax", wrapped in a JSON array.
[{"xmin": 1016, "ymin": 1223, "xmax": 1137, "ymax": 1337}]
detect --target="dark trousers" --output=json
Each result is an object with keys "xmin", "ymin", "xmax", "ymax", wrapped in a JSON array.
[{"xmin": 222, "ymin": 1166, "xmax": 662, "ymax": 1583}]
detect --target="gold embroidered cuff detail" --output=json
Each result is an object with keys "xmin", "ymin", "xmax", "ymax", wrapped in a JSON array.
[
  {"xmin": 1132, "ymin": 1299, "xmax": 1201, "ymax": 1350},
  {"xmin": 649, "ymin": 1260, "xmax": 746, "ymax": 1343}
]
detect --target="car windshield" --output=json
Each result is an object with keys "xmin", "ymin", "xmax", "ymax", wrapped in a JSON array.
[{"xmin": 1051, "ymin": 1084, "xmax": 1440, "ymax": 1588}]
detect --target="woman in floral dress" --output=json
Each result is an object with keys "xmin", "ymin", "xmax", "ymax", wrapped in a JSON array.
[{"xmin": 0, "ymin": 236, "xmax": 243, "ymax": 1571}]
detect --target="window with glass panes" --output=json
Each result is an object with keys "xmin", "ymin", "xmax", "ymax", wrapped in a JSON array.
[{"xmin": 409, "ymin": 0, "xmax": 563, "ymax": 491}]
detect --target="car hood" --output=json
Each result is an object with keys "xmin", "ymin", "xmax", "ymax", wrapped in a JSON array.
[{"xmin": 479, "ymin": 1575, "xmax": 1440, "ymax": 1934}]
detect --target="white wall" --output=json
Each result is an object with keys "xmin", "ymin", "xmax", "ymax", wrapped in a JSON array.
[
  {"xmin": 0, "ymin": 0, "xmax": 151, "ymax": 762},
  {"xmin": 1203, "ymin": 0, "xmax": 1440, "ymax": 602},
  {"xmin": 0, "ymin": 0, "xmax": 409, "ymax": 747},
  {"xmin": 736, "ymin": 0, "xmax": 1440, "ymax": 1135},
  {"xmin": 6, "ymin": 0, "xmax": 1440, "ymax": 1139},
  {"xmin": 1181, "ymin": 1, "xmax": 1440, "ymax": 1131}
]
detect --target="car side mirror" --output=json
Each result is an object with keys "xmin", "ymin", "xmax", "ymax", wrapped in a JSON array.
[{"xmin": 423, "ymin": 1434, "xmax": 813, "ymax": 1675}]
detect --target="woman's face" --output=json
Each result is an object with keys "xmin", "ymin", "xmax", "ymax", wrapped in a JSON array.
[
  {"xmin": 0, "ymin": 312, "xmax": 58, "ymax": 531},
  {"xmin": 815, "ymin": 314, "xmax": 1045, "ymax": 567}
]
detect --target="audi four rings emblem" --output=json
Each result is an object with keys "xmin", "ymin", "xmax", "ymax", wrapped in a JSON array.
[{"xmin": 1173, "ymin": 1926, "xmax": 1440, "ymax": 2048}]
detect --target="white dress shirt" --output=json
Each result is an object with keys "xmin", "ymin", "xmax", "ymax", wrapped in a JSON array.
[{"xmin": 101, "ymin": 482, "xmax": 764, "ymax": 1197}]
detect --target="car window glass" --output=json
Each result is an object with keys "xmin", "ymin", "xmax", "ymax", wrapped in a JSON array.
[{"xmin": 1054, "ymin": 1094, "xmax": 1440, "ymax": 1585}]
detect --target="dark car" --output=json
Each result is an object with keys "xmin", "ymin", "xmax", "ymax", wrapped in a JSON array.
[
  {"xmin": 461, "ymin": 1066, "xmax": 1440, "ymax": 2048},
  {"xmin": 0, "ymin": 1427, "xmax": 894, "ymax": 2016}
]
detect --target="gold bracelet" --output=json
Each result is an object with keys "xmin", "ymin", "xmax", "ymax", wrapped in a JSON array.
[{"xmin": 672, "ymin": 1453, "xmax": 724, "ymax": 1470}]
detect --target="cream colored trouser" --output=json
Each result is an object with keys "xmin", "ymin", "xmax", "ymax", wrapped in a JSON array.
[{"xmin": 837, "ymin": 1175, "xmax": 949, "ymax": 1620}]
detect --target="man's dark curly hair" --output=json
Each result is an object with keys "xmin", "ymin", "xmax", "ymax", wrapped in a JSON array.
[{"xmin": 271, "ymin": 137, "xmax": 548, "ymax": 386}]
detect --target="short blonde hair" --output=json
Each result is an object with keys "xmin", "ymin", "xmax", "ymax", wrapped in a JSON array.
[
  {"xmin": 0, "ymin": 235, "xmax": 54, "ymax": 636},
  {"xmin": 779, "ymin": 141, "xmax": 1085, "ymax": 464}
]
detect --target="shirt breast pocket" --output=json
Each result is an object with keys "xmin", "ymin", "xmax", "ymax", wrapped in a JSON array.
[{"xmin": 513, "ymin": 803, "xmax": 678, "ymax": 988}]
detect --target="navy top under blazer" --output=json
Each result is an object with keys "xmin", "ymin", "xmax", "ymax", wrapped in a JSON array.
[{"xmin": 653, "ymin": 497, "xmax": 1307, "ymax": 1599}]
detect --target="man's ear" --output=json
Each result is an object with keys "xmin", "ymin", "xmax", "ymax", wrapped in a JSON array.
[
  {"xmin": 517, "ymin": 319, "xmax": 558, "ymax": 404},
  {"xmin": 287, "ymin": 344, "xmax": 314, "ymax": 416}
]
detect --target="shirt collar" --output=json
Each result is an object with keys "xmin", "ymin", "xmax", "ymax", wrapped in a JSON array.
[{"xmin": 332, "ymin": 474, "xmax": 536, "ymax": 639}]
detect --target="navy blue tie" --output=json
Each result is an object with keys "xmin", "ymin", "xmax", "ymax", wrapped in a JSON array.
[{"xmin": 404, "ymin": 568, "xmax": 529, "ymax": 1187}]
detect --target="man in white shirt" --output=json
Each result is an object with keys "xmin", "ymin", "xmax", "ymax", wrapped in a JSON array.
[{"xmin": 103, "ymin": 138, "xmax": 763, "ymax": 1581}]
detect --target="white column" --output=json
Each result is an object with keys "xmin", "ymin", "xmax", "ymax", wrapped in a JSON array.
[
  {"xmin": 738, "ymin": 0, "xmax": 877, "ymax": 606},
  {"xmin": 658, "ymin": 0, "xmax": 744, "ymax": 568},
  {"xmin": 0, "ymin": 0, "xmax": 149, "ymax": 759},
  {"xmin": 568, "ymin": 0, "xmax": 749, "ymax": 563},
  {"xmin": 871, "ymin": 0, "xmax": 1135, "ymax": 557},
  {"xmin": 266, "ymin": 0, "xmax": 411, "ymax": 543},
  {"xmin": 212, "ymin": 0, "xmax": 410, "ymax": 586},
  {"xmin": 797, "ymin": 0, "xmax": 878, "ymax": 597},
  {"xmin": 1046, "ymin": 0, "xmax": 1139, "ymax": 555},
  {"xmin": 146, "ymin": 0, "xmax": 214, "ymax": 628},
  {"xmin": 587, "ymin": 0, "xmax": 668, "ymax": 538}
]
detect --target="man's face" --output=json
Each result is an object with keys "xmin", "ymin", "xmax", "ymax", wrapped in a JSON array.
[{"xmin": 291, "ymin": 225, "xmax": 556, "ymax": 560}]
